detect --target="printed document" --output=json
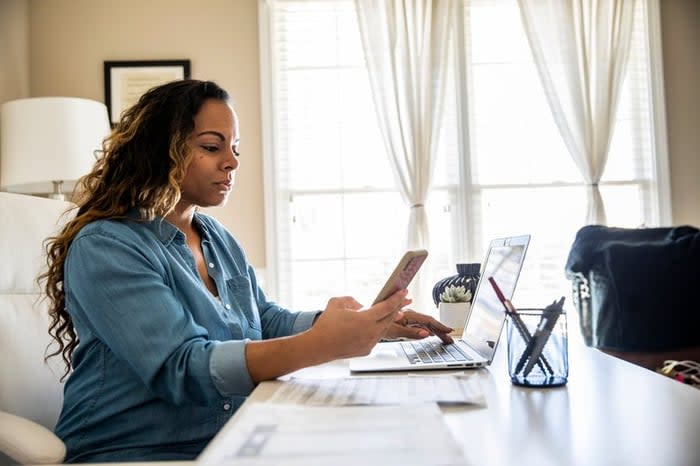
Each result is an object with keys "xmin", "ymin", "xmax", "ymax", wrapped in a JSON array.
[
  {"xmin": 268, "ymin": 374, "xmax": 484, "ymax": 406},
  {"xmin": 198, "ymin": 402, "xmax": 465, "ymax": 466}
]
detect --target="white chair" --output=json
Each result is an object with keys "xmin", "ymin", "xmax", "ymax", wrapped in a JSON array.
[{"xmin": 0, "ymin": 192, "xmax": 75, "ymax": 465}]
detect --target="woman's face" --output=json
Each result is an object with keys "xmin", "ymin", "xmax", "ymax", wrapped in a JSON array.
[{"xmin": 179, "ymin": 98, "xmax": 240, "ymax": 209}]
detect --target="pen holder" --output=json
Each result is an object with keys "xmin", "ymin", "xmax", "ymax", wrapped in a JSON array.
[{"xmin": 506, "ymin": 309, "xmax": 568, "ymax": 387}]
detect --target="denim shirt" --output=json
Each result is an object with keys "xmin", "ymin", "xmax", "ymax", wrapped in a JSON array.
[{"xmin": 55, "ymin": 212, "xmax": 318, "ymax": 462}]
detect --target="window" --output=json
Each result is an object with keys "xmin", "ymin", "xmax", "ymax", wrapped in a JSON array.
[{"xmin": 259, "ymin": 0, "xmax": 668, "ymax": 310}]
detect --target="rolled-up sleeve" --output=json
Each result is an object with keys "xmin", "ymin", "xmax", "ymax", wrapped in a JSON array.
[
  {"xmin": 292, "ymin": 310, "xmax": 320, "ymax": 333},
  {"xmin": 209, "ymin": 340, "xmax": 256, "ymax": 397},
  {"xmin": 208, "ymin": 312, "xmax": 318, "ymax": 396}
]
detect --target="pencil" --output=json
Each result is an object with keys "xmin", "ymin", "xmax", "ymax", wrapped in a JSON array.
[{"xmin": 488, "ymin": 276, "xmax": 517, "ymax": 314}]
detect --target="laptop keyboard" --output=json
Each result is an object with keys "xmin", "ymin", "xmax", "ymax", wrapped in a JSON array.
[{"xmin": 400, "ymin": 339, "xmax": 473, "ymax": 364}]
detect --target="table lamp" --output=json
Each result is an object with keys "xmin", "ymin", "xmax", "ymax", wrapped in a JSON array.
[{"xmin": 0, "ymin": 97, "xmax": 111, "ymax": 200}]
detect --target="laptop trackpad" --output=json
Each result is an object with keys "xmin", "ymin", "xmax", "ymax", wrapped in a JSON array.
[
  {"xmin": 349, "ymin": 343, "xmax": 407, "ymax": 372},
  {"xmin": 372, "ymin": 345, "xmax": 403, "ymax": 359}
]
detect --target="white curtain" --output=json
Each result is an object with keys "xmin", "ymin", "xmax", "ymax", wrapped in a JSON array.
[
  {"xmin": 354, "ymin": 0, "xmax": 455, "ymax": 249},
  {"xmin": 518, "ymin": 0, "xmax": 637, "ymax": 225},
  {"xmin": 354, "ymin": 0, "xmax": 454, "ymax": 311}
]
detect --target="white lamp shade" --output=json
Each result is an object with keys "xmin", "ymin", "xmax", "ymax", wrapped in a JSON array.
[{"xmin": 0, "ymin": 97, "xmax": 111, "ymax": 194}]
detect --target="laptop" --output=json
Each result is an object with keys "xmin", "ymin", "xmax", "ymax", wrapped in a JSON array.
[{"xmin": 349, "ymin": 234, "xmax": 531, "ymax": 372}]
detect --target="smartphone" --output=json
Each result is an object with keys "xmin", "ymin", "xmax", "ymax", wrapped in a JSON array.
[{"xmin": 372, "ymin": 249, "xmax": 429, "ymax": 305}]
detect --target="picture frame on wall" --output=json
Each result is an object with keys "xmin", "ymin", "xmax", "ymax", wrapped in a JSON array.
[{"xmin": 104, "ymin": 59, "xmax": 191, "ymax": 125}]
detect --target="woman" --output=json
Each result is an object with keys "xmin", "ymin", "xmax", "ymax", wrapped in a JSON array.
[{"xmin": 42, "ymin": 79, "xmax": 452, "ymax": 462}]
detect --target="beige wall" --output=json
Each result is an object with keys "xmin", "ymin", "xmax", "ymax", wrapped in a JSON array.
[
  {"xmin": 0, "ymin": 0, "xmax": 30, "ymax": 103},
  {"xmin": 0, "ymin": 0, "xmax": 30, "ymax": 193},
  {"xmin": 660, "ymin": 0, "xmax": 700, "ymax": 227},
  {"xmin": 1, "ymin": 0, "xmax": 697, "ymax": 271},
  {"xmin": 27, "ymin": 0, "xmax": 266, "ymax": 267}
]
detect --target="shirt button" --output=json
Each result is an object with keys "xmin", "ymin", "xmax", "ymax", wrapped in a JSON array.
[
  {"xmin": 208, "ymin": 262, "xmax": 215, "ymax": 268},
  {"xmin": 223, "ymin": 403, "xmax": 231, "ymax": 411},
  {"xmin": 225, "ymin": 304, "xmax": 231, "ymax": 310}
]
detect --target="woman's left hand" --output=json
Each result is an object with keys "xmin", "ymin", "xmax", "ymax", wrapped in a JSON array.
[{"xmin": 384, "ymin": 309, "xmax": 454, "ymax": 344}]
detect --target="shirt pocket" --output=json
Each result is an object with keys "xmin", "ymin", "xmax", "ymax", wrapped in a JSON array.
[{"xmin": 225, "ymin": 275, "xmax": 262, "ymax": 333}]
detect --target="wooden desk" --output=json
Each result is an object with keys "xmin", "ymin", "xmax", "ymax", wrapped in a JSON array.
[{"xmin": 232, "ymin": 340, "xmax": 700, "ymax": 466}]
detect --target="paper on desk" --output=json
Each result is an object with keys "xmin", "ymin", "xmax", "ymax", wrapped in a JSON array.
[
  {"xmin": 267, "ymin": 374, "xmax": 485, "ymax": 406},
  {"xmin": 197, "ymin": 402, "xmax": 466, "ymax": 466}
]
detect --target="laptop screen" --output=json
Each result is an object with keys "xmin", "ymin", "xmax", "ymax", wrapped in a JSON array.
[{"xmin": 461, "ymin": 235, "xmax": 530, "ymax": 360}]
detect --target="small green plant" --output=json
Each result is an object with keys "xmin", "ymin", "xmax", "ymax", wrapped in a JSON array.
[{"xmin": 439, "ymin": 284, "xmax": 473, "ymax": 303}]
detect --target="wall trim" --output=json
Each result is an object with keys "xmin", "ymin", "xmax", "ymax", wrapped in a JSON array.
[
  {"xmin": 646, "ymin": 0, "xmax": 673, "ymax": 225},
  {"xmin": 258, "ymin": 0, "xmax": 280, "ymax": 299}
]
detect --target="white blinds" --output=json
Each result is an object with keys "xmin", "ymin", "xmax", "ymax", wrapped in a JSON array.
[
  {"xmin": 260, "ymin": 0, "xmax": 667, "ymax": 310},
  {"xmin": 453, "ymin": 0, "xmax": 662, "ymax": 305},
  {"xmin": 261, "ymin": 0, "xmax": 410, "ymax": 309}
]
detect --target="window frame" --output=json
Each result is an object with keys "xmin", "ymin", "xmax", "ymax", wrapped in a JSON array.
[{"xmin": 257, "ymin": 0, "xmax": 671, "ymax": 304}]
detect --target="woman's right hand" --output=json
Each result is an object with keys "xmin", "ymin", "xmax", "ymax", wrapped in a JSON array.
[
  {"xmin": 309, "ymin": 289, "xmax": 411, "ymax": 360},
  {"xmin": 245, "ymin": 289, "xmax": 411, "ymax": 383}
]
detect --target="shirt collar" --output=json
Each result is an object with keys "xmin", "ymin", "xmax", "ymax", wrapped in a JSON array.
[{"xmin": 126, "ymin": 208, "xmax": 211, "ymax": 245}]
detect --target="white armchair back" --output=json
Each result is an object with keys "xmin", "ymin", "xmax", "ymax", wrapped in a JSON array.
[{"xmin": 0, "ymin": 193, "xmax": 75, "ymax": 463}]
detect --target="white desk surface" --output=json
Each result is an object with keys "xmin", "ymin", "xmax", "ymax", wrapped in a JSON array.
[
  {"xmin": 230, "ymin": 339, "xmax": 700, "ymax": 466},
  {"xmin": 66, "ymin": 339, "xmax": 700, "ymax": 466}
]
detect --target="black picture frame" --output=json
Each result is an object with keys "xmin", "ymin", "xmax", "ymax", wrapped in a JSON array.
[{"xmin": 104, "ymin": 59, "xmax": 191, "ymax": 125}]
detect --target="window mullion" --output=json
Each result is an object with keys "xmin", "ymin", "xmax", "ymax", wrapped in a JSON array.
[{"xmin": 453, "ymin": 1, "xmax": 477, "ymax": 262}]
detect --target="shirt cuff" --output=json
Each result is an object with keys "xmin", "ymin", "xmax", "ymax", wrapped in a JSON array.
[
  {"xmin": 209, "ymin": 340, "xmax": 256, "ymax": 397},
  {"xmin": 292, "ymin": 310, "xmax": 322, "ymax": 334}
]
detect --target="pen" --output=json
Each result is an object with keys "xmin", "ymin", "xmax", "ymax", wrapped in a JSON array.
[
  {"xmin": 488, "ymin": 277, "xmax": 552, "ymax": 376},
  {"xmin": 522, "ymin": 297, "xmax": 565, "ymax": 377}
]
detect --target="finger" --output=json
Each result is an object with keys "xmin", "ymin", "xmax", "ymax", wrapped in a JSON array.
[
  {"xmin": 400, "ymin": 309, "xmax": 435, "ymax": 325},
  {"xmin": 390, "ymin": 323, "xmax": 431, "ymax": 340},
  {"xmin": 402, "ymin": 309, "xmax": 453, "ymax": 333},
  {"xmin": 427, "ymin": 319, "xmax": 453, "ymax": 333},
  {"xmin": 365, "ymin": 290, "xmax": 410, "ymax": 322},
  {"xmin": 342, "ymin": 297, "xmax": 363, "ymax": 311},
  {"xmin": 433, "ymin": 329, "xmax": 454, "ymax": 344},
  {"xmin": 376, "ymin": 309, "xmax": 404, "ymax": 324},
  {"xmin": 326, "ymin": 296, "xmax": 363, "ymax": 312}
]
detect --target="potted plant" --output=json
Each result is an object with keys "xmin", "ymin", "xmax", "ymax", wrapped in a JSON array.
[{"xmin": 438, "ymin": 284, "xmax": 473, "ymax": 332}]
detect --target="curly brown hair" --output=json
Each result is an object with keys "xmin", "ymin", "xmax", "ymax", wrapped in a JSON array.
[{"xmin": 40, "ymin": 79, "xmax": 231, "ymax": 379}]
